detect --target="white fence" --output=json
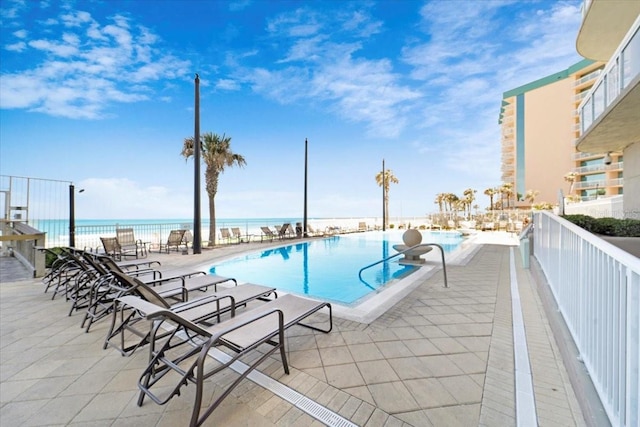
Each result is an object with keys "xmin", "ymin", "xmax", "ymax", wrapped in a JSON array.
[
  {"xmin": 532, "ymin": 211, "xmax": 639, "ymax": 427},
  {"xmin": 564, "ymin": 195, "xmax": 625, "ymax": 219}
]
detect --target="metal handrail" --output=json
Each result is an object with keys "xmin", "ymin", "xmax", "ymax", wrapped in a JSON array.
[{"xmin": 358, "ymin": 243, "xmax": 448, "ymax": 288}]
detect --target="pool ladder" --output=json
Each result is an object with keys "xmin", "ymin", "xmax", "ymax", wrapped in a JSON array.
[{"xmin": 358, "ymin": 243, "xmax": 448, "ymax": 288}]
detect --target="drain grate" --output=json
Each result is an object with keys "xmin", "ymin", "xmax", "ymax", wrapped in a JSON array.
[{"xmin": 209, "ymin": 348, "xmax": 357, "ymax": 427}]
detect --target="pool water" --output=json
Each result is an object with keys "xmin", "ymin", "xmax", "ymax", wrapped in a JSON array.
[{"xmin": 210, "ymin": 231, "xmax": 464, "ymax": 305}]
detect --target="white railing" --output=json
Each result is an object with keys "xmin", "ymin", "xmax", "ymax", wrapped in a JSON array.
[
  {"xmin": 579, "ymin": 15, "xmax": 640, "ymax": 135},
  {"xmin": 573, "ymin": 178, "xmax": 624, "ymax": 190},
  {"xmin": 532, "ymin": 211, "xmax": 639, "ymax": 427},
  {"xmin": 573, "ymin": 161, "xmax": 624, "ymax": 174},
  {"xmin": 574, "ymin": 68, "xmax": 602, "ymax": 87}
]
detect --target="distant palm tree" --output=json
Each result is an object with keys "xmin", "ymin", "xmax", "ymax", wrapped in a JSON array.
[
  {"xmin": 375, "ymin": 169, "xmax": 399, "ymax": 228},
  {"xmin": 463, "ymin": 188, "xmax": 476, "ymax": 219},
  {"xmin": 484, "ymin": 188, "xmax": 497, "ymax": 211},
  {"xmin": 182, "ymin": 132, "xmax": 246, "ymax": 247},
  {"xmin": 501, "ymin": 182, "xmax": 514, "ymax": 209},
  {"xmin": 524, "ymin": 189, "xmax": 539, "ymax": 206},
  {"xmin": 434, "ymin": 193, "xmax": 445, "ymax": 213},
  {"xmin": 564, "ymin": 172, "xmax": 577, "ymax": 195}
]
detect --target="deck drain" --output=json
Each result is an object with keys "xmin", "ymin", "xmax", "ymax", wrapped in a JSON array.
[{"xmin": 209, "ymin": 348, "xmax": 357, "ymax": 427}]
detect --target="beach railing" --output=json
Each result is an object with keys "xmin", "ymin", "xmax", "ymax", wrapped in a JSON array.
[{"xmin": 532, "ymin": 211, "xmax": 639, "ymax": 427}]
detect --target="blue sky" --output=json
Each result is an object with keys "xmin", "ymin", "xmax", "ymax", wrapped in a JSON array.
[{"xmin": 0, "ymin": 0, "xmax": 584, "ymax": 220}]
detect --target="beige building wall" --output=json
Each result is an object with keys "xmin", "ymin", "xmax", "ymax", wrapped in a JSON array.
[{"xmin": 522, "ymin": 79, "xmax": 576, "ymax": 206}]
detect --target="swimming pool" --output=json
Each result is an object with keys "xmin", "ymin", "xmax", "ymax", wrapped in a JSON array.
[{"xmin": 209, "ymin": 230, "xmax": 464, "ymax": 305}]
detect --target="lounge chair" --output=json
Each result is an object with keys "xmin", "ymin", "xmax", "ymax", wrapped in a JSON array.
[
  {"xmin": 158, "ymin": 229, "xmax": 187, "ymax": 253},
  {"xmin": 136, "ymin": 293, "xmax": 332, "ymax": 426},
  {"xmin": 116, "ymin": 228, "xmax": 147, "ymax": 259},
  {"xmin": 100, "ymin": 236, "xmax": 124, "ymax": 260},
  {"xmin": 231, "ymin": 227, "xmax": 251, "ymax": 243},
  {"xmin": 260, "ymin": 226, "xmax": 276, "ymax": 242},
  {"xmin": 81, "ymin": 255, "xmax": 236, "ymax": 332},
  {"xmin": 306, "ymin": 224, "xmax": 325, "ymax": 237},
  {"xmin": 219, "ymin": 228, "xmax": 234, "ymax": 244},
  {"xmin": 358, "ymin": 222, "xmax": 368, "ymax": 232},
  {"xmin": 104, "ymin": 270, "xmax": 277, "ymax": 356},
  {"xmin": 277, "ymin": 223, "xmax": 294, "ymax": 239}
]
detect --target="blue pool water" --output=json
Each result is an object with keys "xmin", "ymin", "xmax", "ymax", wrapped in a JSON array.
[{"xmin": 210, "ymin": 231, "xmax": 465, "ymax": 305}]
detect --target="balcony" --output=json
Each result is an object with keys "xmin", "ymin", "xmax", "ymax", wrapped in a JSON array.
[
  {"xmin": 573, "ymin": 178, "xmax": 624, "ymax": 190},
  {"xmin": 576, "ymin": 15, "xmax": 640, "ymax": 153},
  {"xmin": 577, "ymin": 0, "xmax": 640, "ymax": 60},
  {"xmin": 572, "ymin": 161, "xmax": 624, "ymax": 174}
]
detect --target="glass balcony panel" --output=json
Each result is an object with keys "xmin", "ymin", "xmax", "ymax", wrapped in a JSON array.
[
  {"xmin": 581, "ymin": 98, "xmax": 593, "ymax": 131},
  {"xmin": 593, "ymin": 81, "xmax": 605, "ymax": 117},
  {"xmin": 622, "ymin": 27, "xmax": 640, "ymax": 88}
]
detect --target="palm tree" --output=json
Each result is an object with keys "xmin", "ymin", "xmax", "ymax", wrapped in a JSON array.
[
  {"xmin": 463, "ymin": 188, "xmax": 476, "ymax": 219},
  {"xmin": 434, "ymin": 193, "xmax": 445, "ymax": 213},
  {"xmin": 501, "ymin": 183, "xmax": 514, "ymax": 210},
  {"xmin": 182, "ymin": 132, "xmax": 246, "ymax": 247},
  {"xmin": 375, "ymin": 169, "xmax": 399, "ymax": 229},
  {"xmin": 564, "ymin": 172, "xmax": 577, "ymax": 195},
  {"xmin": 484, "ymin": 188, "xmax": 497, "ymax": 211},
  {"xmin": 524, "ymin": 189, "xmax": 539, "ymax": 206}
]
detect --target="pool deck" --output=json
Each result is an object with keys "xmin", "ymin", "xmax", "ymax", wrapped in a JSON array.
[{"xmin": 0, "ymin": 232, "xmax": 591, "ymax": 426}]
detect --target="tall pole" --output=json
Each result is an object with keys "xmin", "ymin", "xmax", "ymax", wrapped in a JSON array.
[
  {"xmin": 69, "ymin": 184, "xmax": 76, "ymax": 247},
  {"xmin": 193, "ymin": 74, "xmax": 202, "ymax": 254},
  {"xmin": 382, "ymin": 159, "xmax": 386, "ymax": 231},
  {"xmin": 303, "ymin": 138, "xmax": 308, "ymax": 238}
]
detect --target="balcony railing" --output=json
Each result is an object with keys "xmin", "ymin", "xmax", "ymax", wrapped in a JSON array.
[
  {"xmin": 574, "ymin": 68, "xmax": 602, "ymax": 87},
  {"xmin": 573, "ymin": 178, "xmax": 624, "ymax": 190},
  {"xmin": 532, "ymin": 211, "xmax": 639, "ymax": 427},
  {"xmin": 579, "ymin": 15, "xmax": 640, "ymax": 135},
  {"xmin": 573, "ymin": 161, "xmax": 624, "ymax": 174},
  {"xmin": 573, "ymin": 151, "xmax": 605, "ymax": 160}
]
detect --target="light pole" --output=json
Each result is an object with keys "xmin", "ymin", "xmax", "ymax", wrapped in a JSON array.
[
  {"xmin": 382, "ymin": 159, "xmax": 386, "ymax": 231},
  {"xmin": 69, "ymin": 184, "xmax": 84, "ymax": 248},
  {"xmin": 193, "ymin": 73, "xmax": 202, "ymax": 254},
  {"xmin": 303, "ymin": 138, "xmax": 308, "ymax": 238}
]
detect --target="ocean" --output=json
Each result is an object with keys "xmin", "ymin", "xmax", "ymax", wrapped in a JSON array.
[{"xmin": 29, "ymin": 217, "xmax": 389, "ymax": 249}]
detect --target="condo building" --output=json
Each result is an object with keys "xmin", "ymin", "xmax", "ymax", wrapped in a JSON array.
[
  {"xmin": 575, "ymin": 0, "xmax": 640, "ymax": 219},
  {"xmin": 499, "ymin": 59, "xmax": 608, "ymax": 208}
]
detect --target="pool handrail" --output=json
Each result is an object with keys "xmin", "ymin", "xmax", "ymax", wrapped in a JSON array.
[{"xmin": 358, "ymin": 243, "xmax": 448, "ymax": 288}]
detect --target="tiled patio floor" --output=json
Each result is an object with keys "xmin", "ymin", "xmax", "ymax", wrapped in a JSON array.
[{"xmin": 0, "ymin": 237, "xmax": 587, "ymax": 426}]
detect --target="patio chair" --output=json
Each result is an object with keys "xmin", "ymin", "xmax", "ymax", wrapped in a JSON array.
[
  {"xmin": 219, "ymin": 228, "xmax": 236, "ymax": 244},
  {"xmin": 277, "ymin": 223, "xmax": 294, "ymax": 239},
  {"xmin": 116, "ymin": 228, "xmax": 147, "ymax": 259},
  {"xmin": 81, "ymin": 255, "xmax": 236, "ymax": 332},
  {"xmin": 260, "ymin": 226, "xmax": 276, "ymax": 242},
  {"xmin": 104, "ymin": 270, "xmax": 277, "ymax": 356},
  {"xmin": 158, "ymin": 229, "xmax": 187, "ymax": 253},
  {"xmin": 100, "ymin": 236, "xmax": 123, "ymax": 260},
  {"xmin": 136, "ymin": 293, "xmax": 332, "ymax": 426},
  {"xmin": 231, "ymin": 227, "xmax": 251, "ymax": 243}
]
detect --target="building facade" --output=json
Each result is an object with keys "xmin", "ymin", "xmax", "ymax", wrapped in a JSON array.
[
  {"xmin": 575, "ymin": 0, "xmax": 640, "ymax": 219},
  {"xmin": 499, "ymin": 59, "xmax": 609, "ymax": 209}
]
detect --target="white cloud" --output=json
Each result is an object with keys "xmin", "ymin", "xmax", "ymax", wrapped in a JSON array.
[
  {"xmin": 5, "ymin": 41, "xmax": 26, "ymax": 51},
  {"xmin": 77, "ymin": 178, "xmax": 192, "ymax": 219},
  {"xmin": 0, "ymin": 6, "xmax": 191, "ymax": 119},
  {"xmin": 216, "ymin": 78, "xmax": 240, "ymax": 90}
]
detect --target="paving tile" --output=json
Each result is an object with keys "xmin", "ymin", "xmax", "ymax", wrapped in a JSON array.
[
  {"xmin": 424, "ymin": 403, "xmax": 481, "ymax": 427},
  {"xmin": 403, "ymin": 377, "xmax": 457, "ymax": 409},
  {"xmin": 319, "ymin": 345, "xmax": 354, "ymax": 366},
  {"xmin": 367, "ymin": 381, "xmax": 420, "ymax": 413},
  {"xmin": 438, "ymin": 375, "xmax": 483, "ymax": 404},
  {"xmin": 357, "ymin": 359, "xmax": 401, "ymax": 384},
  {"xmin": 348, "ymin": 342, "xmax": 385, "ymax": 362},
  {"xmin": 325, "ymin": 363, "xmax": 366, "ymax": 388}
]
